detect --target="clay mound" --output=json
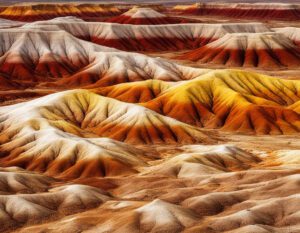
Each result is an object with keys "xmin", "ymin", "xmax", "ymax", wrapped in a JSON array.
[
  {"xmin": 137, "ymin": 69, "xmax": 300, "ymax": 134},
  {"xmin": 0, "ymin": 90, "xmax": 214, "ymax": 147},
  {"xmin": 0, "ymin": 3, "xmax": 120, "ymax": 22},
  {"xmin": 180, "ymin": 172, "xmax": 300, "ymax": 232},
  {"xmin": 135, "ymin": 199, "xmax": 198, "ymax": 232},
  {"xmin": 186, "ymin": 193, "xmax": 300, "ymax": 232},
  {"xmin": 0, "ymin": 18, "xmax": 23, "ymax": 28},
  {"xmin": 95, "ymin": 80, "xmax": 173, "ymax": 103},
  {"xmin": 0, "ymin": 93, "xmax": 150, "ymax": 177},
  {"xmin": 274, "ymin": 150, "xmax": 300, "ymax": 166},
  {"xmin": 50, "ymin": 53, "xmax": 207, "ymax": 89},
  {"xmin": 107, "ymin": 7, "xmax": 183, "ymax": 25},
  {"xmin": 174, "ymin": 3, "xmax": 300, "ymax": 21},
  {"xmin": 0, "ymin": 168, "xmax": 56, "ymax": 194},
  {"xmin": 22, "ymin": 18, "xmax": 270, "ymax": 51},
  {"xmin": 178, "ymin": 32, "xmax": 300, "ymax": 69},
  {"xmin": 7, "ymin": 139, "xmax": 299, "ymax": 233},
  {"xmin": 0, "ymin": 75, "xmax": 22, "ymax": 90},
  {"xmin": 0, "ymin": 27, "xmax": 207, "ymax": 89},
  {"xmin": 0, "ymin": 182, "xmax": 109, "ymax": 232},
  {"xmin": 0, "ymin": 130, "xmax": 145, "ymax": 179},
  {"xmin": 93, "ymin": 70, "xmax": 300, "ymax": 134},
  {"xmin": 17, "ymin": 166, "xmax": 300, "ymax": 233},
  {"xmin": 275, "ymin": 27, "xmax": 300, "ymax": 46},
  {"xmin": 0, "ymin": 28, "xmax": 113, "ymax": 86},
  {"xmin": 61, "ymin": 199, "xmax": 198, "ymax": 233},
  {"xmin": 144, "ymin": 145, "xmax": 261, "ymax": 177}
]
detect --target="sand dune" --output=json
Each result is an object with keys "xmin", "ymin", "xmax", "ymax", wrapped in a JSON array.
[
  {"xmin": 0, "ymin": 3, "xmax": 120, "ymax": 22},
  {"xmin": 174, "ymin": 3, "xmax": 300, "ymax": 21},
  {"xmin": 178, "ymin": 32, "xmax": 300, "ymax": 69}
]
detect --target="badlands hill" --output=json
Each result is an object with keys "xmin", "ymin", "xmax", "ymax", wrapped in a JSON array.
[
  {"xmin": 98, "ymin": 69, "xmax": 300, "ymax": 135},
  {"xmin": 0, "ymin": 18, "xmax": 23, "ymax": 28},
  {"xmin": 143, "ymin": 144, "xmax": 261, "ymax": 177},
  {"xmin": 14, "ymin": 144, "xmax": 300, "ymax": 233},
  {"xmin": 0, "ymin": 168, "xmax": 110, "ymax": 232},
  {"xmin": 0, "ymin": 6, "xmax": 299, "ymax": 233},
  {"xmin": 275, "ymin": 27, "xmax": 300, "ymax": 46},
  {"xmin": 174, "ymin": 3, "xmax": 300, "ymax": 21},
  {"xmin": 106, "ymin": 7, "xmax": 197, "ymax": 25},
  {"xmin": 96, "ymin": 79, "xmax": 173, "ymax": 103},
  {"xmin": 0, "ymin": 89, "xmax": 214, "ymax": 143},
  {"xmin": 0, "ymin": 89, "xmax": 216, "ymax": 178},
  {"xmin": 0, "ymin": 92, "xmax": 150, "ymax": 178},
  {"xmin": 0, "ymin": 3, "xmax": 121, "ymax": 22},
  {"xmin": 21, "ymin": 18, "xmax": 270, "ymax": 51},
  {"xmin": 0, "ymin": 27, "xmax": 207, "ymax": 89},
  {"xmin": 178, "ymin": 32, "xmax": 300, "ymax": 69}
]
